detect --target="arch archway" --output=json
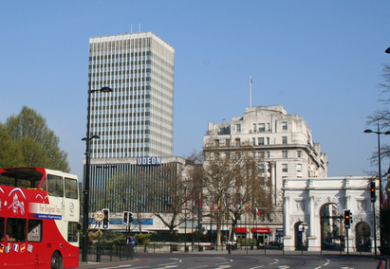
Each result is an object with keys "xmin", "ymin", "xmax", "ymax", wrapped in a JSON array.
[
  {"xmin": 283, "ymin": 176, "xmax": 377, "ymax": 252},
  {"xmin": 355, "ymin": 222, "xmax": 371, "ymax": 252},
  {"xmin": 320, "ymin": 203, "xmax": 344, "ymax": 251}
]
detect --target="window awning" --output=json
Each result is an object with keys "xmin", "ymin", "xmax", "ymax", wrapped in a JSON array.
[
  {"xmin": 234, "ymin": 227, "xmax": 247, "ymax": 233},
  {"xmin": 251, "ymin": 228, "xmax": 271, "ymax": 233}
]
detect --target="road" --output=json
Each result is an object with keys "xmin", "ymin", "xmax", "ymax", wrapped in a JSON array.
[{"xmin": 78, "ymin": 253, "xmax": 385, "ymax": 269}]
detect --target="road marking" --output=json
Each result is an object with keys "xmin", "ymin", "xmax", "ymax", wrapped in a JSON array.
[
  {"xmin": 269, "ymin": 259, "xmax": 279, "ymax": 265},
  {"xmin": 248, "ymin": 265, "xmax": 264, "ymax": 269},
  {"xmin": 314, "ymin": 267, "xmax": 322, "ymax": 269},
  {"xmin": 278, "ymin": 266, "xmax": 290, "ymax": 269},
  {"xmin": 324, "ymin": 259, "xmax": 330, "ymax": 266},
  {"xmin": 97, "ymin": 264, "xmax": 145, "ymax": 269},
  {"xmin": 97, "ymin": 264, "xmax": 150, "ymax": 269}
]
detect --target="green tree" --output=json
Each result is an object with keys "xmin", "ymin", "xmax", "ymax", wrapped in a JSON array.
[
  {"xmin": 0, "ymin": 106, "xmax": 69, "ymax": 171},
  {"xmin": 0, "ymin": 123, "xmax": 23, "ymax": 168},
  {"xmin": 135, "ymin": 233, "xmax": 152, "ymax": 252}
]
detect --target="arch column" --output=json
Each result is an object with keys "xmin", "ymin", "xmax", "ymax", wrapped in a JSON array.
[
  {"xmin": 307, "ymin": 195, "xmax": 320, "ymax": 251},
  {"xmin": 283, "ymin": 195, "xmax": 294, "ymax": 250}
]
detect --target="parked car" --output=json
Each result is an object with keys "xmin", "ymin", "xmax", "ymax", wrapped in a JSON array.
[
  {"xmin": 322, "ymin": 241, "xmax": 339, "ymax": 250},
  {"xmin": 267, "ymin": 241, "xmax": 283, "ymax": 249}
]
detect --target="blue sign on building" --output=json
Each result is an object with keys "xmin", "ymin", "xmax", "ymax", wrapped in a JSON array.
[{"xmin": 137, "ymin": 157, "xmax": 162, "ymax": 166}]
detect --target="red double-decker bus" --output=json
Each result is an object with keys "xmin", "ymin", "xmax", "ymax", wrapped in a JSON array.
[{"xmin": 0, "ymin": 167, "xmax": 80, "ymax": 269}]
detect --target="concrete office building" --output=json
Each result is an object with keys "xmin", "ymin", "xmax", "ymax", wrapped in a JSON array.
[
  {"xmin": 85, "ymin": 32, "xmax": 177, "ymax": 231},
  {"xmin": 88, "ymin": 32, "xmax": 175, "ymax": 158}
]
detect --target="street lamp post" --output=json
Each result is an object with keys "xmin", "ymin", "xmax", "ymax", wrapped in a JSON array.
[
  {"xmin": 364, "ymin": 123, "xmax": 390, "ymax": 254},
  {"xmin": 82, "ymin": 86, "xmax": 112, "ymax": 262}
]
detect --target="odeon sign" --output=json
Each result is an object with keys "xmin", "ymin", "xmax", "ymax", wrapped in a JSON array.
[{"xmin": 137, "ymin": 156, "xmax": 162, "ymax": 166}]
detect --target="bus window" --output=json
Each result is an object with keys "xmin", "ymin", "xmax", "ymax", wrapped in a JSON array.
[
  {"xmin": 47, "ymin": 174, "xmax": 63, "ymax": 197},
  {"xmin": 68, "ymin": 222, "xmax": 78, "ymax": 242},
  {"xmin": 0, "ymin": 175, "xmax": 16, "ymax": 187},
  {"xmin": 15, "ymin": 178, "xmax": 31, "ymax": 188},
  {"xmin": 28, "ymin": 219, "xmax": 42, "ymax": 242},
  {"xmin": 0, "ymin": 217, "xmax": 4, "ymax": 242},
  {"xmin": 6, "ymin": 218, "xmax": 26, "ymax": 242},
  {"xmin": 65, "ymin": 177, "xmax": 78, "ymax": 199}
]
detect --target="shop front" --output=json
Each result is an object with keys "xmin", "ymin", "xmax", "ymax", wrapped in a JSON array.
[
  {"xmin": 275, "ymin": 228, "xmax": 283, "ymax": 243},
  {"xmin": 234, "ymin": 227, "xmax": 248, "ymax": 240},
  {"xmin": 252, "ymin": 228, "xmax": 271, "ymax": 245}
]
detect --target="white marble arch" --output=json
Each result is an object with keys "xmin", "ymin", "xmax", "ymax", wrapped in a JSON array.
[{"xmin": 282, "ymin": 176, "xmax": 378, "ymax": 252}]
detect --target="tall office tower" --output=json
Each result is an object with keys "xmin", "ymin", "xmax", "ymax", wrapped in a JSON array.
[{"xmin": 88, "ymin": 32, "xmax": 175, "ymax": 159}]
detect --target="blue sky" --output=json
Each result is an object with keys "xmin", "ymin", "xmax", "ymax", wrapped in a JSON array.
[{"xmin": 1, "ymin": 1, "xmax": 390, "ymax": 181}]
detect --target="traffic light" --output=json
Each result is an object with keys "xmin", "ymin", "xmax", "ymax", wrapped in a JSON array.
[
  {"xmin": 103, "ymin": 208, "xmax": 109, "ymax": 229},
  {"xmin": 344, "ymin": 209, "xmax": 351, "ymax": 229},
  {"xmin": 128, "ymin": 212, "xmax": 133, "ymax": 224},
  {"xmin": 123, "ymin": 211, "xmax": 128, "ymax": 225},
  {"xmin": 370, "ymin": 181, "xmax": 376, "ymax": 202}
]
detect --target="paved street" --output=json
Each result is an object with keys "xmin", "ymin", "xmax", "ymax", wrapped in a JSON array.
[{"xmin": 78, "ymin": 249, "xmax": 388, "ymax": 269}]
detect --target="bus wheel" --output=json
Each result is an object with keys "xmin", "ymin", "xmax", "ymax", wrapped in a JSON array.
[{"xmin": 51, "ymin": 251, "xmax": 63, "ymax": 269}]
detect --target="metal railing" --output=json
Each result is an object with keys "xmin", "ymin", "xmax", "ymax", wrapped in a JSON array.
[{"xmin": 81, "ymin": 242, "xmax": 135, "ymax": 263}]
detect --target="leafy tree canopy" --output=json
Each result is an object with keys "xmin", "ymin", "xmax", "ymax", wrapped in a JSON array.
[{"xmin": 0, "ymin": 106, "xmax": 70, "ymax": 172}]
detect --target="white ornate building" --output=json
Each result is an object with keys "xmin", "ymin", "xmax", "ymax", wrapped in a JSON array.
[
  {"xmin": 283, "ymin": 176, "xmax": 378, "ymax": 252},
  {"xmin": 203, "ymin": 106, "xmax": 328, "ymax": 241}
]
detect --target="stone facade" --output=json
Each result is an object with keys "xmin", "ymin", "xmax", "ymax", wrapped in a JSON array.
[{"xmin": 202, "ymin": 106, "xmax": 328, "ymax": 240}]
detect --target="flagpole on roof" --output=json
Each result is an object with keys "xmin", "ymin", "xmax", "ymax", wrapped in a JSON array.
[{"xmin": 249, "ymin": 76, "xmax": 252, "ymax": 107}]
